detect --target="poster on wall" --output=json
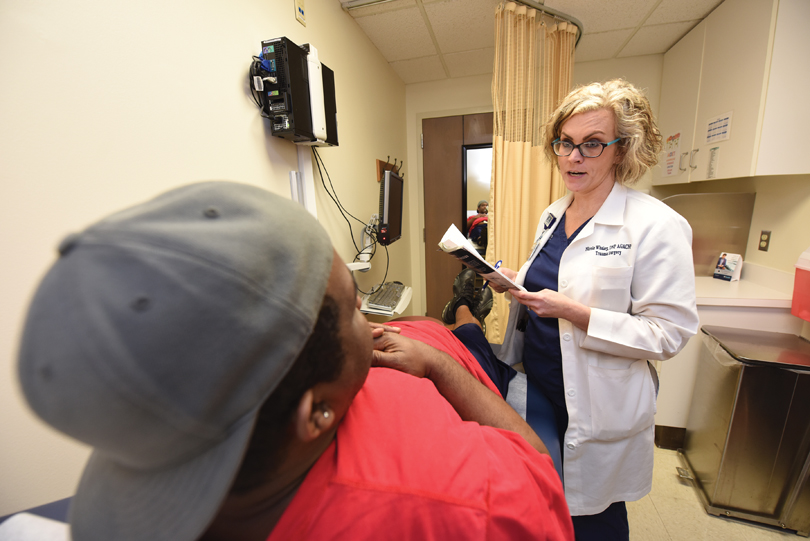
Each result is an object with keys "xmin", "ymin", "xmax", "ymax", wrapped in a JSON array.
[
  {"xmin": 663, "ymin": 132, "xmax": 681, "ymax": 177},
  {"xmin": 705, "ymin": 112, "xmax": 732, "ymax": 144}
]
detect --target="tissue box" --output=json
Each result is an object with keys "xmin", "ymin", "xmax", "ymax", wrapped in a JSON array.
[{"xmin": 792, "ymin": 248, "xmax": 810, "ymax": 322}]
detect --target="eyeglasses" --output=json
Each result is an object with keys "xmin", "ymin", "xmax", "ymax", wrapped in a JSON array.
[{"xmin": 552, "ymin": 138, "xmax": 621, "ymax": 158}]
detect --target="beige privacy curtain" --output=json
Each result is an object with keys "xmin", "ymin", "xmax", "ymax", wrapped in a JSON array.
[{"xmin": 485, "ymin": 2, "xmax": 577, "ymax": 344}]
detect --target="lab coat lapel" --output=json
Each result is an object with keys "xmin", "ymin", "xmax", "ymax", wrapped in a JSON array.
[{"xmin": 568, "ymin": 182, "xmax": 627, "ymax": 243}]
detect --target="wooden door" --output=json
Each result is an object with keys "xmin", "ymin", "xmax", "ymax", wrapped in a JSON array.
[{"xmin": 422, "ymin": 113, "xmax": 492, "ymax": 318}]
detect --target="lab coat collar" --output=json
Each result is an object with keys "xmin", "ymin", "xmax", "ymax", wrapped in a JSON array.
[
  {"xmin": 560, "ymin": 182, "xmax": 625, "ymax": 244},
  {"xmin": 536, "ymin": 182, "xmax": 627, "ymax": 243},
  {"xmin": 591, "ymin": 182, "xmax": 627, "ymax": 226}
]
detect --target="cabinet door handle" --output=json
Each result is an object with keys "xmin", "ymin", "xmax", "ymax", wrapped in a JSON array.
[
  {"xmin": 689, "ymin": 149, "xmax": 699, "ymax": 170},
  {"xmin": 679, "ymin": 152, "xmax": 688, "ymax": 172}
]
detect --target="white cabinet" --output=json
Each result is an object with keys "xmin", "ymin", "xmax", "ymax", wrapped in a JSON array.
[
  {"xmin": 656, "ymin": 21, "xmax": 705, "ymax": 185},
  {"xmin": 755, "ymin": 0, "xmax": 810, "ymax": 176},
  {"xmin": 655, "ymin": 0, "xmax": 810, "ymax": 185}
]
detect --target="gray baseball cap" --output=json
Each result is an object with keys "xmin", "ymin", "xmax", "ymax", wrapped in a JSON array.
[{"xmin": 17, "ymin": 181, "xmax": 334, "ymax": 541}]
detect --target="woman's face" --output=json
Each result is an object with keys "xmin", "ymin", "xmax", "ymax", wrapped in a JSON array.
[{"xmin": 557, "ymin": 108, "xmax": 620, "ymax": 198}]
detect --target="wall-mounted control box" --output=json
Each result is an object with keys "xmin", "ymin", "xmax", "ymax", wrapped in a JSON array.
[{"xmin": 256, "ymin": 37, "xmax": 338, "ymax": 146}]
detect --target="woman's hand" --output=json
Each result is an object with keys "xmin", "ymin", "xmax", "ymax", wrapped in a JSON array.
[
  {"xmin": 490, "ymin": 267, "xmax": 518, "ymax": 294},
  {"xmin": 367, "ymin": 321, "xmax": 401, "ymax": 339},
  {"xmin": 510, "ymin": 288, "xmax": 592, "ymax": 331}
]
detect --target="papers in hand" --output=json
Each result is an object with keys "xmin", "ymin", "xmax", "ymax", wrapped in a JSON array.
[{"xmin": 438, "ymin": 225, "xmax": 525, "ymax": 292}]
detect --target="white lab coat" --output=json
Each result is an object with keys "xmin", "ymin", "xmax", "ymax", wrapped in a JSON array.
[{"xmin": 499, "ymin": 182, "xmax": 699, "ymax": 516}]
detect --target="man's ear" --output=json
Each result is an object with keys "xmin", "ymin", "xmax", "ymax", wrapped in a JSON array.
[{"xmin": 294, "ymin": 389, "xmax": 336, "ymax": 442}]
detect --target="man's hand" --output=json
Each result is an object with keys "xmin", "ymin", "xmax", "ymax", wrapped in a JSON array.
[
  {"xmin": 372, "ymin": 331, "xmax": 442, "ymax": 378},
  {"xmin": 368, "ymin": 321, "xmax": 401, "ymax": 339},
  {"xmin": 372, "ymin": 330, "xmax": 548, "ymax": 456}
]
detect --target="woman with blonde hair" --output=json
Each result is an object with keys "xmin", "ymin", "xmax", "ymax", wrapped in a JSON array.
[{"xmin": 492, "ymin": 79, "xmax": 699, "ymax": 539}]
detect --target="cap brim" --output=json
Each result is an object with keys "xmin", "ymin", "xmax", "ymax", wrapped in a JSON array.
[{"xmin": 68, "ymin": 413, "xmax": 256, "ymax": 541}]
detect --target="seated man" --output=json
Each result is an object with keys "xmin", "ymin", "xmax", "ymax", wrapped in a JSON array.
[
  {"xmin": 17, "ymin": 182, "xmax": 573, "ymax": 541},
  {"xmin": 465, "ymin": 201, "xmax": 489, "ymax": 256},
  {"xmin": 464, "ymin": 199, "xmax": 489, "ymax": 234}
]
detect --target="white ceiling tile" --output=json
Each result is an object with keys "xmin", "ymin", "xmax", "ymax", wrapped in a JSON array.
[
  {"xmin": 444, "ymin": 47, "xmax": 496, "ymax": 78},
  {"xmin": 573, "ymin": 29, "xmax": 634, "ymax": 62},
  {"xmin": 646, "ymin": 0, "xmax": 724, "ymax": 25},
  {"xmin": 344, "ymin": 0, "xmax": 723, "ymax": 82},
  {"xmin": 390, "ymin": 55, "xmax": 448, "ymax": 84},
  {"xmin": 424, "ymin": 0, "xmax": 500, "ymax": 54},
  {"xmin": 341, "ymin": 0, "xmax": 416, "ymax": 17},
  {"xmin": 354, "ymin": 7, "xmax": 436, "ymax": 61},
  {"xmin": 618, "ymin": 21, "xmax": 698, "ymax": 57},
  {"xmin": 544, "ymin": 0, "xmax": 658, "ymax": 34}
]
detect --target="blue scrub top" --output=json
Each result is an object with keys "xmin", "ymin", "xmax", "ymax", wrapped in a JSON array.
[{"xmin": 522, "ymin": 213, "xmax": 590, "ymax": 412}]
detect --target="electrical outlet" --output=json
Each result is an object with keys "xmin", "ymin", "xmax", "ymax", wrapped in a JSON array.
[{"xmin": 758, "ymin": 230, "xmax": 771, "ymax": 252}]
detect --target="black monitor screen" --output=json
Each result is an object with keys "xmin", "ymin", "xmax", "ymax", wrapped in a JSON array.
[{"xmin": 378, "ymin": 170, "xmax": 404, "ymax": 246}]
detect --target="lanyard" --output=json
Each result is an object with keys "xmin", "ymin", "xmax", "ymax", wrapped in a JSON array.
[{"xmin": 528, "ymin": 213, "xmax": 557, "ymax": 261}]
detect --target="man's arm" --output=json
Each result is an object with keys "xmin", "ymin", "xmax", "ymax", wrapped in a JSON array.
[{"xmin": 372, "ymin": 332, "xmax": 549, "ymax": 456}]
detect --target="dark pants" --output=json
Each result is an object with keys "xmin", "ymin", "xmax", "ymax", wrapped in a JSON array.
[
  {"xmin": 572, "ymin": 502, "xmax": 629, "ymax": 541},
  {"xmin": 451, "ymin": 323, "xmax": 629, "ymax": 541},
  {"xmin": 450, "ymin": 323, "xmax": 515, "ymax": 398}
]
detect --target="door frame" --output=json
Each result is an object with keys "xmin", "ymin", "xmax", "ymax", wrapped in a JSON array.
[
  {"xmin": 410, "ymin": 107, "xmax": 493, "ymax": 317},
  {"xmin": 419, "ymin": 112, "xmax": 493, "ymax": 318}
]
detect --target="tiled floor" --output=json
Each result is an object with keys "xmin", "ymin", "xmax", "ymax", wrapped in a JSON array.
[{"xmin": 628, "ymin": 447, "xmax": 801, "ymax": 540}]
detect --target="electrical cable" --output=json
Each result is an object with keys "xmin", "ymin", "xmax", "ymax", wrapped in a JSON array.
[
  {"xmin": 249, "ymin": 56, "xmax": 272, "ymax": 119},
  {"xmin": 311, "ymin": 147, "xmax": 392, "ymax": 296},
  {"xmin": 312, "ymin": 149, "xmax": 364, "ymax": 254},
  {"xmin": 312, "ymin": 148, "xmax": 367, "ymax": 225}
]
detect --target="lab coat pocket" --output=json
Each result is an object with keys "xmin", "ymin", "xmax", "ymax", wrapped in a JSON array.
[
  {"xmin": 587, "ymin": 360, "xmax": 656, "ymax": 441},
  {"xmin": 590, "ymin": 266, "xmax": 633, "ymax": 311}
]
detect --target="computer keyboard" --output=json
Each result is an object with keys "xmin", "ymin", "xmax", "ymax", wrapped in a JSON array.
[{"xmin": 367, "ymin": 282, "xmax": 405, "ymax": 310}]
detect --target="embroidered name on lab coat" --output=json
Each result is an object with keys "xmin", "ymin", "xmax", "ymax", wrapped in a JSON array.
[{"xmin": 585, "ymin": 243, "xmax": 632, "ymax": 256}]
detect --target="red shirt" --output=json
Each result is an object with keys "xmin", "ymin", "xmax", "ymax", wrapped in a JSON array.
[{"xmin": 268, "ymin": 321, "xmax": 573, "ymax": 540}]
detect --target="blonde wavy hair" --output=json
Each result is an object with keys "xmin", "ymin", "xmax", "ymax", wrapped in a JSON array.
[{"xmin": 543, "ymin": 79, "xmax": 662, "ymax": 186}]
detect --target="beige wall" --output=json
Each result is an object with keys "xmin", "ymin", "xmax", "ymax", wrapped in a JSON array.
[
  {"xmin": 0, "ymin": 0, "xmax": 406, "ymax": 515},
  {"xmin": 653, "ymin": 174, "xmax": 810, "ymax": 274}
]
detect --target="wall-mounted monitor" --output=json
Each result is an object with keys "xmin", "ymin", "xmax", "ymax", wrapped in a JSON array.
[{"xmin": 378, "ymin": 170, "xmax": 404, "ymax": 246}]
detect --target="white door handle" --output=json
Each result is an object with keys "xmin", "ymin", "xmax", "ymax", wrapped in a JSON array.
[{"xmin": 679, "ymin": 152, "xmax": 688, "ymax": 172}]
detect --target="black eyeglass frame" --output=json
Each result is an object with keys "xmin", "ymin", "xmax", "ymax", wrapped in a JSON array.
[{"xmin": 552, "ymin": 137, "xmax": 621, "ymax": 158}]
